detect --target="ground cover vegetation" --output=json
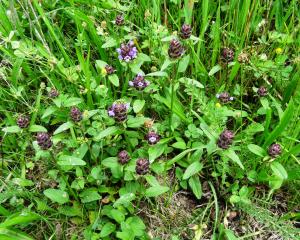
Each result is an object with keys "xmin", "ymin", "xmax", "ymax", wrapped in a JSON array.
[{"xmin": 0, "ymin": 0, "xmax": 299, "ymax": 239}]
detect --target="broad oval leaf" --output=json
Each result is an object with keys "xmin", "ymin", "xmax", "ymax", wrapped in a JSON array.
[
  {"xmin": 178, "ymin": 54, "xmax": 190, "ymax": 72},
  {"xmin": 94, "ymin": 126, "xmax": 120, "ymax": 141},
  {"xmin": 247, "ymin": 144, "xmax": 266, "ymax": 157},
  {"xmin": 2, "ymin": 126, "xmax": 21, "ymax": 133},
  {"xmin": 224, "ymin": 149, "xmax": 244, "ymax": 169},
  {"xmin": 271, "ymin": 162, "xmax": 288, "ymax": 179},
  {"xmin": 188, "ymin": 175, "xmax": 202, "ymax": 199},
  {"xmin": 53, "ymin": 122, "xmax": 74, "ymax": 135},
  {"xmin": 44, "ymin": 189, "xmax": 69, "ymax": 204},
  {"xmin": 183, "ymin": 161, "xmax": 203, "ymax": 180},
  {"xmin": 57, "ymin": 155, "xmax": 86, "ymax": 166},
  {"xmin": 108, "ymin": 74, "xmax": 119, "ymax": 87},
  {"xmin": 29, "ymin": 125, "xmax": 47, "ymax": 133},
  {"xmin": 145, "ymin": 186, "xmax": 170, "ymax": 197},
  {"xmin": 133, "ymin": 99, "xmax": 145, "ymax": 113}
]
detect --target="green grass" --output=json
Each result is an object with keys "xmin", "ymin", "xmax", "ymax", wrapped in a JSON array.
[{"xmin": 0, "ymin": 0, "xmax": 299, "ymax": 239}]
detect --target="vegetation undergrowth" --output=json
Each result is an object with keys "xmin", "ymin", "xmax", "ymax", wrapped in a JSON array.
[{"xmin": 0, "ymin": 0, "xmax": 299, "ymax": 239}]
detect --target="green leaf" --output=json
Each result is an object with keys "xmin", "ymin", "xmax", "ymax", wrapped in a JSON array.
[
  {"xmin": 44, "ymin": 189, "xmax": 69, "ymax": 204},
  {"xmin": 178, "ymin": 54, "xmax": 190, "ymax": 72},
  {"xmin": 208, "ymin": 64, "xmax": 222, "ymax": 76},
  {"xmin": 101, "ymin": 37, "xmax": 117, "ymax": 48},
  {"xmin": 133, "ymin": 99, "xmax": 145, "ymax": 113},
  {"xmin": 102, "ymin": 157, "xmax": 123, "ymax": 179},
  {"xmin": 172, "ymin": 141, "xmax": 186, "ymax": 149},
  {"xmin": 247, "ymin": 144, "xmax": 266, "ymax": 157},
  {"xmin": 263, "ymin": 99, "xmax": 295, "ymax": 147},
  {"xmin": 11, "ymin": 178, "xmax": 34, "ymax": 187},
  {"xmin": 127, "ymin": 117, "xmax": 145, "ymax": 128},
  {"xmin": 79, "ymin": 189, "xmax": 101, "ymax": 203},
  {"xmin": 94, "ymin": 126, "xmax": 120, "ymax": 141},
  {"xmin": 29, "ymin": 125, "xmax": 47, "ymax": 132},
  {"xmin": 146, "ymin": 71, "xmax": 168, "ymax": 77},
  {"xmin": 224, "ymin": 229, "xmax": 239, "ymax": 240},
  {"xmin": 144, "ymin": 175, "xmax": 160, "ymax": 186},
  {"xmin": 183, "ymin": 161, "xmax": 203, "ymax": 180},
  {"xmin": 2, "ymin": 126, "xmax": 21, "ymax": 133},
  {"xmin": 53, "ymin": 121, "xmax": 73, "ymax": 135},
  {"xmin": 145, "ymin": 186, "xmax": 170, "ymax": 197},
  {"xmin": 271, "ymin": 162, "xmax": 288, "ymax": 179},
  {"xmin": 108, "ymin": 74, "xmax": 119, "ymax": 87},
  {"xmin": 224, "ymin": 149, "xmax": 244, "ymax": 169},
  {"xmin": 148, "ymin": 144, "xmax": 166, "ymax": 163},
  {"xmin": 64, "ymin": 97, "xmax": 82, "ymax": 107},
  {"xmin": 188, "ymin": 175, "xmax": 202, "ymax": 199},
  {"xmin": 126, "ymin": 216, "xmax": 146, "ymax": 237},
  {"xmin": 0, "ymin": 227, "xmax": 34, "ymax": 240},
  {"xmin": 57, "ymin": 155, "xmax": 86, "ymax": 166},
  {"xmin": 113, "ymin": 193, "xmax": 136, "ymax": 208},
  {"xmin": 41, "ymin": 106, "xmax": 57, "ymax": 119},
  {"xmin": 100, "ymin": 222, "xmax": 116, "ymax": 238},
  {"xmin": 110, "ymin": 209, "xmax": 125, "ymax": 223},
  {"xmin": 0, "ymin": 211, "xmax": 40, "ymax": 228}
]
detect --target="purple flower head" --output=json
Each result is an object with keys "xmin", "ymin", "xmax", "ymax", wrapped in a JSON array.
[
  {"xmin": 105, "ymin": 65, "xmax": 115, "ymax": 75},
  {"xmin": 268, "ymin": 143, "xmax": 281, "ymax": 157},
  {"xmin": 257, "ymin": 86, "xmax": 268, "ymax": 97},
  {"xmin": 222, "ymin": 48, "xmax": 235, "ymax": 62},
  {"xmin": 118, "ymin": 150, "xmax": 130, "ymax": 164},
  {"xmin": 168, "ymin": 39, "xmax": 184, "ymax": 59},
  {"xmin": 108, "ymin": 100, "xmax": 129, "ymax": 122},
  {"xmin": 70, "ymin": 107, "xmax": 83, "ymax": 122},
  {"xmin": 180, "ymin": 24, "xmax": 192, "ymax": 39},
  {"xmin": 17, "ymin": 115, "xmax": 30, "ymax": 129},
  {"xmin": 136, "ymin": 158, "xmax": 150, "ymax": 175},
  {"xmin": 49, "ymin": 88, "xmax": 59, "ymax": 98},
  {"xmin": 145, "ymin": 131, "xmax": 160, "ymax": 145},
  {"xmin": 216, "ymin": 92, "xmax": 233, "ymax": 103},
  {"xmin": 117, "ymin": 41, "xmax": 138, "ymax": 62},
  {"xmin": 36, "ymin": 132, "xmax": 53, "ymax": 150},
  {"xmin": 217, "ymin": 130, "xmax": 234, "ymax": 149},
  {"xmin": 129, "ymin": 73, "xmax": 150, "ymax": 90},
  {"xmin": 115, "ymin": 15, "xmax": 124, "ymax": 26}
]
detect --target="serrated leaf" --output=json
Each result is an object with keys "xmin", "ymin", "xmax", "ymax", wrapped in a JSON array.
[
  {"xmin": 53, "ymin": 122, "xmax": 73, "ymax": 135},
  {"xmin": 29, "ymin": 125, "xmax": 47, "ymax": 132},
  {"xmin": 44, "ymin": 189, "xmax": 69, "ymax": 204},
  {"xmin": 183, "ymin": 161, "xmax": 203, "ymax": 180},
  {"xmin": 57, "ymin": 155, "xmax": 86, "ymax": 166},
  {"xmin": 133, "ymin": 99, "xmax": 145, "ymax": 113},
  {"xmin": 178, "ymin": 54, "xmax": 190, "ymax": 72},
  {"xmin": 145, "ymin": 186, "xmax": 169, "ymax": 197}
]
